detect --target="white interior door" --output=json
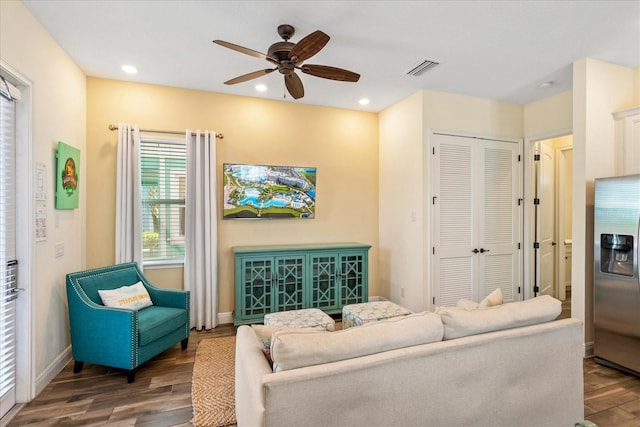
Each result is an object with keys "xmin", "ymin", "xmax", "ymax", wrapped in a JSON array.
[
  {"xmin": 536, "ymin": 141, "xmax": 556, "ymax": 297},
  {"xmin": 432, "ymin": 133, "xmax": 521, "ymax": 307},
  {"xmin": 479, "ymin": 141, "xmax": 521, "ymax": 302},
  {"xmin": 432, "ymin": 136, "xmax": 476, "ymax": 306}
]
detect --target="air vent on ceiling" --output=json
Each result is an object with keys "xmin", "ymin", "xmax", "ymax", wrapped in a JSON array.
[{"xmin": 406, "ymin": 59, "xmax": 439, "ymax": 76}]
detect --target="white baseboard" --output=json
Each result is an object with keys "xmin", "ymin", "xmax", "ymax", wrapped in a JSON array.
[
  {"xmin": 584, "ymin": 341, "xmax": 594, "ymax": 358},
  {"xmin": 36, "ymin": 346, "xmax": 71, "ymax": 396},
  {"xmin": 217, "ymin": 311, "xmax": 234, "ymax": 325}
]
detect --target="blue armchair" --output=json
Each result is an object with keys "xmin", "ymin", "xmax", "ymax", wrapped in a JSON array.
[{"xmin": 66, "ymin": 262, "xmax": 190, "ymax": 382}]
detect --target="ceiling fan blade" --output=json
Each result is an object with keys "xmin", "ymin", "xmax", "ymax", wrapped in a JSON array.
[
  {"xmin": 288, "ymin": 30, "xmax": 330, "ymax": 63},
  {"xmin": 224, "ymin": 69, "xmax": 275, "ymax": 85},
  {"xmin": 285, "ymin": 73, "xmax": 304, "ymax": 99},
  {"xmin": 300, "ymin": 64, "xmax": 360, "ymax": 82},
  {"xmin": 213, "ymin": 40, "xmax": 278, "ymax": 65}
]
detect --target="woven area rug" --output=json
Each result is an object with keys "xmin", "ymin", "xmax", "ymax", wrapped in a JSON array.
[{"xmin": 192, "ymin": 335, "xmax": 237, "ymax": 427}]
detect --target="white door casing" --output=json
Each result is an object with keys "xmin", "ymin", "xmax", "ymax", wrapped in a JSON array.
[
  {"xmin": 431, "ymin": 133, "xmax": 522, "ymax": 307},
  {"xmin": 537, "ymin": 141, "xmax": 556, "ymax": 297}
]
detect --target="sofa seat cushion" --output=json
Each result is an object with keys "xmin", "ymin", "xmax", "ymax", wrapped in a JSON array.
[
  {"xmin": 137, "ymin": 306, "xmax": 188, "ymax": 346},
  {"xmin": 270, "ymin": 311, "xmax": 443, "ymax": 372},
  {"xmin": 436, "ymin": 295, "xmax": 561, "ymax": 340}
]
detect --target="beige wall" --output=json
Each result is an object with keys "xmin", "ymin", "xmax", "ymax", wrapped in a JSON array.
[
  {"xmin": 86, "ymin": 78, "xmax": 379, "ymax": 315},
  {"xmin": 1, "ymin": 0, "xmax": 86, "ymax": 395},
  {"xmin": 572, "ymin": 58, "xmax": 637, "ymax": 345},
  {"xmin": 379, "ymin": 89, "xmax": 524, "ymax": 312},
  {"xmin": 379, "ymin": 91, "xmax": 424, "ymax": 311},
  {"xmin": 635, "ymin": 68, "xmax": 640, "ymax": 102},
  {"xmin": 524, "ymin": 91, "xmax": 573, "ymax": 137}
]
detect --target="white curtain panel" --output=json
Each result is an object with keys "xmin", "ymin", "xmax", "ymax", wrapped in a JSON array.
[
  {"xmin": 115, "ymin": 123, "xmax": 143, "ymax": 267},
  {"xmin": 184, "ymin": 130, "xmax": 218, "ymax": 330}
]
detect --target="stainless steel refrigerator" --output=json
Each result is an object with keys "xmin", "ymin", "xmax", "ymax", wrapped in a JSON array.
[{"xmin": 594, "ymin": 174, "xmax": 640, "ymax": 376}]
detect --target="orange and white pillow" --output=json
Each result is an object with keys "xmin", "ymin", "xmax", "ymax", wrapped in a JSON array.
[{"xmin": 98, "ymin": 281, "xmax": 153, "ymax": 310}]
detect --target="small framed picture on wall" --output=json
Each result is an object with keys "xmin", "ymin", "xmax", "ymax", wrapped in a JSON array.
[{"xmin": 55, "ymin": 141, "xmax": 79, "ymax": 209}]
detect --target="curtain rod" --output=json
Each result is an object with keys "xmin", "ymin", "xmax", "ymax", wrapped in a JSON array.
[{"xmin": 108, "ymin": 124, "xmax": 223, "ymax": 139}]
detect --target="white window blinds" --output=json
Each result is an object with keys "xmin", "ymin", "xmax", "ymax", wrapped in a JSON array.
[
  {"xmin": 0, "ymin": 78, "xmax": 18, "ymax": 415},
  {"xmin": 140, "ymin": 138, "xmax": 186, "ymax": 263}
]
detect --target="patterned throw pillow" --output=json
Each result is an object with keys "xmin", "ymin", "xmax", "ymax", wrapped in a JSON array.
[{"xmin": 97, "ymin": 281, "xmax": 153, "ymax": 310}]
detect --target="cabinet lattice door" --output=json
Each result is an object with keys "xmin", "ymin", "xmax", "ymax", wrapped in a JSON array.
[
  {"xmin": 274, "ymin": 256, "xmax": 305, "ymax": 312},
  {"xmin": 309, "ymin": 253, "xmax": 339, "ymax": 310},
  {"xmin": 340, "ymin": 253, "xmax": 367, "ymax": 305},
  {"xmin": 233, "ymin": 243, "xmax": 371, "ymax": 325}
]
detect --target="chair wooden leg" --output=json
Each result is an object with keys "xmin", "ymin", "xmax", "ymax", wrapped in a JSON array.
[
  {"xmin": 73, "ymin": 361, "xmax": 84, "ymax": 373},
  {"xmin": 181, "ymin": 338, "xmax": 189, "ymax": 350},
  {"xmin": 127, "ymin": 370, "xmax": 136, "ymax": 383}
]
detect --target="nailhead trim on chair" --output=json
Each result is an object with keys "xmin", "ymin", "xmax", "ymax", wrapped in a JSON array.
[
  {"xmin": 67, "ymin": 262, "xmax": 190, "ymax": 373},
  {"xmin": 68, "ymin": 264, "xmax": 143, "ymax": 369}
]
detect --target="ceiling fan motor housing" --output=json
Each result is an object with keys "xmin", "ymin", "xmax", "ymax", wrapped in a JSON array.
[{"xmin": 268, "ymin": 41, "xmax": 296, "ymax": 74}]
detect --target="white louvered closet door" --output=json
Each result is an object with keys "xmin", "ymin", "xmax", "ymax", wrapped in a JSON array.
[{"xmin": 432, "ymin": 133, "xmax": 521, "ymax": 307}]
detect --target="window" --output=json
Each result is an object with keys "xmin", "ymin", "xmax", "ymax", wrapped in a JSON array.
[{"xmin": 140, "ymin": 138, "xmax": 186, "ymax": 265}]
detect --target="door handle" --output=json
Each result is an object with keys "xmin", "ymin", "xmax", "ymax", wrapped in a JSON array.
[
  {"xmin": 479, "ymin": 248, "xmax": 490, "ymax": 253},
  {"xmin": 472, "ymin": 248, "xmax": 479, "ymax": 254},
  {"xmin": 8, "ymin": 287, "xmax": 25, "ymax": 302}
]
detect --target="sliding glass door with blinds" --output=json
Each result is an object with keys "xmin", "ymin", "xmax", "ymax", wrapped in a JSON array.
[{"xmin": 0, "ymin": 78, "xmax": 19, "ymax": 420}]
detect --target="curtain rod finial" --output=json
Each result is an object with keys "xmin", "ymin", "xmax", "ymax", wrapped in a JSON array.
[{"xmin": 108, "ymin": 124, "xmax": 117, "ymax": 131}]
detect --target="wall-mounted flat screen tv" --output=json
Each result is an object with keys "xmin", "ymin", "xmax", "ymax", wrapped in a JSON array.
[{"xmin": 223, "ymin": 163, "xmax": 316, "ymax": 219}]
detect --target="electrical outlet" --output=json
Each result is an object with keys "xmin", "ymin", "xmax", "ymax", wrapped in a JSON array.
[{"xmin": 55, "ymin": 243, "xmax": 64, "ymax": 258}]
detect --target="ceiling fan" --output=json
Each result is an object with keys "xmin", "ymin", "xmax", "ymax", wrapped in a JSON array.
[{"xmin": 213, "ymin": 24, "xmax": 360, "ymax": 100}]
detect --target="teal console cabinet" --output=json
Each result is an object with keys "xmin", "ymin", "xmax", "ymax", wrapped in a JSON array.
[{"xmin": 233, "ymin": 243, "xmax": 371, "ymax": 325}]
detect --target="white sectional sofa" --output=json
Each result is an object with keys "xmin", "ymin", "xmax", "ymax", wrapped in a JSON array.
[{"xmin": 235, "ymin": 296, "xmax": 584, "ymax": 427}]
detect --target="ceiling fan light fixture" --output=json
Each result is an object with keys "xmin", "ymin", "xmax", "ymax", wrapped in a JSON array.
[{"xmin": 406, "ymin": 59, "xmax": 439, "ymax": 76}]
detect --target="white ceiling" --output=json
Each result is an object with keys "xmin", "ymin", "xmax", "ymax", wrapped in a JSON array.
[{"xmin": 23, "ymin": 0, "xmax": 640, "ymax": 112}]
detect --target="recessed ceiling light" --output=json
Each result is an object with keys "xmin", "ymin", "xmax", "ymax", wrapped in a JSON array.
[
  {"xmin": 255, "ymin": 83, "xmax": 268, "ymax": 92},
  {"xmin": 539, "ymin": 81, "xmax": 553, "ymax": 88},
  {"xmin": 122, "ymin": 65, "xmax": 137, "ymax": 74},
  {"xmin": 358, "ymin": 98, "xmax": 370, "ymax": 106}
]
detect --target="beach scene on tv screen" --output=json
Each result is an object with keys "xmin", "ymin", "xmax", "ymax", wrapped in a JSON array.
[{"xmin": 223, "ymin": 164, "xmax": 316, "ymax": 219}]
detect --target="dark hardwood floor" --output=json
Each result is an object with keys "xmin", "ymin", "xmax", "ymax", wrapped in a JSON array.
[
  {"xmin": 4, "ymin": 323, "xmax": 640, "ymax": 427},
  {"xmin": 4, "ymin": 325, "xmax": 235, "ymax": 427}
]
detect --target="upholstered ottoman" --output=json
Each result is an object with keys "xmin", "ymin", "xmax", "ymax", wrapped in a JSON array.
[
  {"xmin": 264, "ymin": 308, "xmax": 336, "ymax": 331},
  {"xmin": 342, "ymin": 301, "xmax": 412, "ymax": 329}
]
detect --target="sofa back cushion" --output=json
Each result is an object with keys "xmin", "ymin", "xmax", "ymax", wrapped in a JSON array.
[
  {"xmin": 270, "ymin": 311, "xmax": 443, "ymax": 372},
  {"xmin": 437, "ymin": 295, "xmax": 561, "ymax": 340}
]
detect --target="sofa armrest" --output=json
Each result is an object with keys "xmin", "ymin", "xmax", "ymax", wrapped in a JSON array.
[
  {"xmin": 66, "ymin": 281, "xmax": 139, "ymax": 370},
  {"xmin": 235, "ymin": 325, "xmax": 272, "ymax": 427}
]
